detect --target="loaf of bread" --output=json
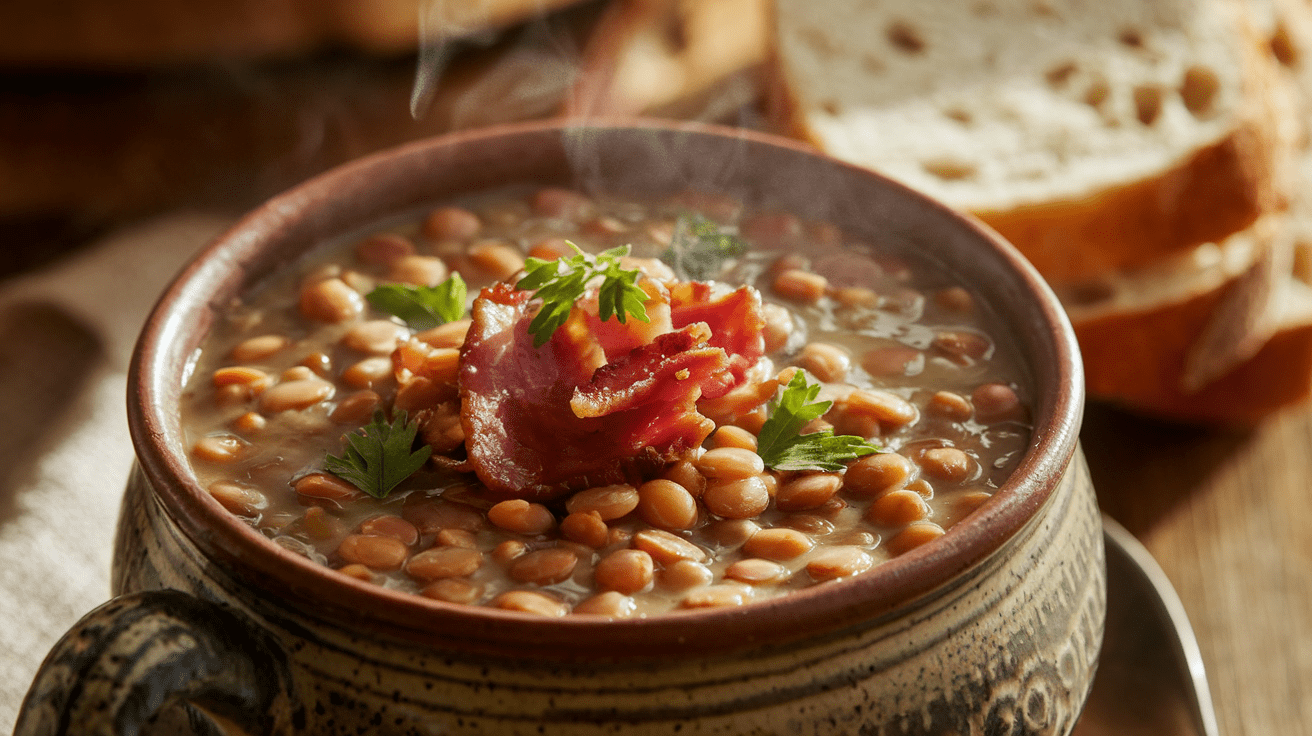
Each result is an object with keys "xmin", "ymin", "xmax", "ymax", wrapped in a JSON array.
[{"xmin": 769, "ymin": 0, "xmax": 1290, "ymax": 284}]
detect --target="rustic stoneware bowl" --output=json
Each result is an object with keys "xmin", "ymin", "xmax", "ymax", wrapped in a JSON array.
[{"xmin": 17, "ymin": 120, "xmax": 1102, "ymax": 736}]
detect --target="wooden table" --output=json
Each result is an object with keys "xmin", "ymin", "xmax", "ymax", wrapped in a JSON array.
[{"xmin": 1079, "ymin": 399, "xmax": 1312, "ymax": 736}]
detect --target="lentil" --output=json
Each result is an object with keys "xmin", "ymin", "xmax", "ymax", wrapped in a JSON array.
[
  {"xmin": 742, "ymin": 528, "xmax": 814, "ymax": 561},
  {"xmin": 508, "ymin": 548, "xmax": 578, "ymax": 585},
  {"xmin": 696, "ymin": 447, "xmax": 765, "ymax": 480},
  {"xmin": 799, "ymin": 342, "xmax": 851, "ymax": 383},
  {"xmin": 573, "ymin": 591, "xmax": 638, "ymax": 618},
  {"xmin": 560, "ymin": 511, "xmax": 610, "ymax": 548},
  {"xmin": 299, "ymin": 278, "xmax": 363, "ymax": 323},
  {"xmin": 887, "ymin": 521, "xmax": 947, "ymax": 556},
  {"xmin": 594, "ymin": 549, "xmax": 654, "ymax": 594},
  {"xmin": 468, "ymin": 240, "xmax": 526, "ymax": 281},
  {"xmin": 806, "ymin": 547, "xmax": 875, "ymax": 581},
  {"xmin": 703, "ymin": 476, "xmax": 771, "ymax": 519},
  {"xmin": 422, "ymin": 206, "xmax": 482, "ymax": 241},
  {"xmin": 337, "ymin": 535, "xmax": 409, "ymax": 571},
  {"xmin": 566, "ymin": 484, "xmax": 640, "ymax": 520},
  {"xmin": 659, "ymin": 560, "xmax": 714, "ymax": 591},
  {"xmin": 491, "ymin": 590, "xmax": 569, "ymax": 617},
  {"xmin": 775, "ymin": 473, "xmax": 842, "ymax": 512},
  {"xmin": 487, "ymin": 500, "xmax": 555, "ymax": 535},
  {"xmin": 709, "ymin": 425, "xmax": 758, "ymax": 451},
  {"xmin": 636, "ymin": 479, "xmax": 699, "ymax": 530},
  {"xmin": 422, "ymin": 579, "xmax": 482, "ymax": 604},
  {"xmin": 866, "ymin": 490, "xmax": 930, "ymax": 527},
  {"xmin": 388, "ymin": 255, "xmax": 448, "ymax": 287},
  {"xmin": 356, "ymin": 233, "xmax": 416, "ymax": 265},
  {"xmin": 725, "ymin": 558, "xmax": 788, "ymax": 585},
  {"xmin": 230, "ymin": 334, "xmax": 289, "ymax": 362},
  {"xmin": 259, "ymin": 378, "xmax": 335, "ymax": 413}
]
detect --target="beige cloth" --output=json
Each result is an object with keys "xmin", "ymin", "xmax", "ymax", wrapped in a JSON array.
[{"xmin": 0, "ymin": 212, "xmax": 233, "ymax": 731}]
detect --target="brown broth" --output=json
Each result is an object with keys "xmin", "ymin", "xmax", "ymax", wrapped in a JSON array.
[{"xmin": 181, "ymin": 187, "xmax": 1032, "ymax": 617}]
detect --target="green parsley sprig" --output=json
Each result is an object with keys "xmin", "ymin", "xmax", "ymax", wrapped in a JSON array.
[
  {"xmin": 661, "ymin": 212, "xmax": 750, "ymax": 280},
  {"xmin": 323, "ymin": 410, "xmax": 432, "ymax": 499},
  {"xmin": 515, "ymin": 243, "xmax": 650, "ymax": 347},
  {"xmin": 756, "ymin": 371, "xmax": 880, "ymax": 472},
  {"xmin": 366, "ymin": 273, "xmax": 467, "ymax": 331}
]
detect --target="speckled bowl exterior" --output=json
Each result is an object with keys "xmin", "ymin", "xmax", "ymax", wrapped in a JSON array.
[{"xmin": 102, "ymin": 121, "xmax": 1098, "ymax": 734}]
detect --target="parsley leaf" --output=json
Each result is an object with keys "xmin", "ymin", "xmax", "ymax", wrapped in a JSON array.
[
  {"xmin": 661, "ymin": 212, "xmax": 749, "ymax": 280},
  {"xmin": 756, "ymin": 371, "xmax": 880, "ymax": 472},
  {"xmin": 515, "ymin": 243, "xmax": 650, "ymax": 347},
  {"xmin": 366, "ymin": 273, "xmax": 467, "ymax": 331},
  {"xmin": 323, "ymin": 410, "xmax": 432, "ymax": 499}
]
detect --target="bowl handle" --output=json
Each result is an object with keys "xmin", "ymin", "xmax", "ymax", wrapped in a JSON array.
[{"xmin": 13, "ymin": 589, "xmax": 293, "ymax": 735}]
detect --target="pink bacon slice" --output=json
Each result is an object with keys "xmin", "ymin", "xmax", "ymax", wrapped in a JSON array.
[{"xmin": 458, "ymin": 282, "xmax": 734, "ymax": 500}]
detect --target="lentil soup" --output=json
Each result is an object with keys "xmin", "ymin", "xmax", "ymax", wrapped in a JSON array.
[{"xmin": 181, "ymin": 187, "xmax": 1032, "ymax": 618}]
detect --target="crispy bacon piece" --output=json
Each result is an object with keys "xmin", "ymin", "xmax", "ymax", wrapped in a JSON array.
[
  {"xmin": 669, "ymin": 282, "xmax": 766, "ymax": 394},
  {"xmin": 459, "ymin": 282, "xmax": 732, "ymax": 500}
]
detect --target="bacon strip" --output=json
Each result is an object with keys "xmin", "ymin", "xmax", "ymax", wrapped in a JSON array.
[
  {"xmin": 459, "ymin": 282, "xmax": 730, "ymax": 500},
  {"xmin": 669, "ymin": 282, "xmax": 766, "ymax": 395}
]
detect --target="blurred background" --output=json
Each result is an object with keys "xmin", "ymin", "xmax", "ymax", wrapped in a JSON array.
[
  {"xmin": 0, "ymin": 0, "xmax": 765, "ymax": 277},
  {"xmin": 0, "ymin": 1, "xmax": 1309, "ymax": 734}
]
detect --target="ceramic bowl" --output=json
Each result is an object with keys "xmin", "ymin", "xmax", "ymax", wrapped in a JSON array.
[{"xmin": 17, "ymin": 120, "xmax": 1102, "ymax": 736}]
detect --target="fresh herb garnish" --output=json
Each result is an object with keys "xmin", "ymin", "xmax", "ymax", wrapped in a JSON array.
[
  {"xmin": 366, "ymin": 273, "xmax": 467, "ymax": 331},
  {"xmin": 756, "ymin": 371, "xmax": 880, "ymax": 471},
  {"xmin": 515, "ymin": 243, "xmax": 650, "ymax": 347},
  {"xmin": 661, "ymin": 212, "xmax": 750, "ymax": 280},
  {"xmin": 323, "ymin": 410, "xmax": 432, "ymax": 499}
]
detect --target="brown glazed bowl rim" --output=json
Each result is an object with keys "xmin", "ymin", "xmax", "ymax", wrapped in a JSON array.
[{"xmin": 128, "ymin": 119, "xmax": 1083, "ymax": 660}]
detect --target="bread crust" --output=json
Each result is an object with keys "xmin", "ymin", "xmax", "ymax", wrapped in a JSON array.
[
  {"xmin": 1082, "ymin": 307, "xmax": 1312, "ymax": 424},
  {"xmin": 974, "ymin": 126, "xmax": 1275, "ymax": 283},
  {"xmin": 1075, "ymin": 263, "xmax": 1312, "ymax": 424}
]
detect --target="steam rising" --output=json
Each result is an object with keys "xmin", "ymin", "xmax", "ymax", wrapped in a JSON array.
[{"xmin": 410, "ymin": 0, "xmax": 583, "ymax": 124}]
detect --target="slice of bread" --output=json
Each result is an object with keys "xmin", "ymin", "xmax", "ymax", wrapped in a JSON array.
[
  {"xmin": 1247, "ymin": 0, "xmax": 1312, "ymax": 285},
  {"xmin": 1059, "ymin": 214, "xmax": 1289, "ymax": 381},
  {"xmin": 1074, "ymin": 268, "xmax": 1312, "ymax": 424},
  {"xmin": 1060, "ymin": 211, "xmax": 1312, "ymax": 423},
  {"xmin": 769, "ymin": 0, "xmax": 1290, "ymax": 283},
  {"xmin": 567, "ymin": 0, "xmax": 769, "ymax": 121}
]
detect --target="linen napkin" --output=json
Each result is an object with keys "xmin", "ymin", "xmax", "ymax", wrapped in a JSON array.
[{"xmin": 0, "ymin": 212, "xmax": 232, "ymax": 731}]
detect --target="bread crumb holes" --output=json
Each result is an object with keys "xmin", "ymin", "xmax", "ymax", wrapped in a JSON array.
[
  {"xmin": 886, "ymin": 21, "xmax": 925, "ymax": 54},
  {"xmin": 1270, "ymin": 21, "xmax": 1298, "ymax": 66},
  {"xmin": 1083, "ymin": 77, "xmax": 1111, "ymax": 109},
  {"xmin": 922, "ymin": 158, "xmax": 978, "ymax": 182},
  {"xmin": 1180, "ymin": 66, "xmax": 1220, "ymax": 117},
  {"xmin": 942, "ymin": 107, "xmax": 972, "ymax": 125},
  {"xmin": 1133, "ymin": 85, "xmax": 1164, "ymax": 125}
]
